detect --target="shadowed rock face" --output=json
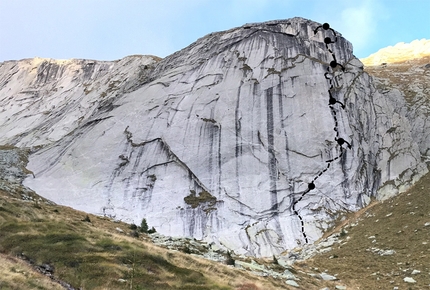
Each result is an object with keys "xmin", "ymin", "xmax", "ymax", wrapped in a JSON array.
[{"xmin": 0, "ymin": 17, "xmax": 427, "ymax": 257}]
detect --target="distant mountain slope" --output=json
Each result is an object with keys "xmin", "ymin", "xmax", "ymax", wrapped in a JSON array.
[
  {"xmin": 363, "ymin": 55, "xmax": 430, "ymax": 158},
  {"xmin": 360, "ymin": 39, "xmax": 430, "ymax": 66}
]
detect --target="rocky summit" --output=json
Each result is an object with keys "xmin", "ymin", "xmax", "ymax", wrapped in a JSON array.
[{"xmin": 0, "ymin": 17, "xmax": 428, "ymax": 257}]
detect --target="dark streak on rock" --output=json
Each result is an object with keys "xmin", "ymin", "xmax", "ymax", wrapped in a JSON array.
[
  {"xmin": 266, "ymin": 87, "xmax": 278, "ymax": 211},
  {"xmin": 235, "ymin": 82, "xmax": 243, "ymax": 197}
]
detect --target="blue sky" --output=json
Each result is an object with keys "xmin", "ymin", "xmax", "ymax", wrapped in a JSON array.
[{"xmin": 0, "ymin": 0, "xmax": 429, "ymax": 62}]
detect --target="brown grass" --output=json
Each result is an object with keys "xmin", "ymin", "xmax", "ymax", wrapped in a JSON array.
[
  {"xmin": 0, "ymin": 253, "xmax": 64, "ymax": 289},
  {"xmin": 308, "ymin": 171, "xmax": 430, "ymax": 289}
]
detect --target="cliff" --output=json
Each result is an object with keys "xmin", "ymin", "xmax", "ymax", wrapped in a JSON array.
[{"xmin": 0, "ymin": 17, "xmax": 428, "ymax": 257}]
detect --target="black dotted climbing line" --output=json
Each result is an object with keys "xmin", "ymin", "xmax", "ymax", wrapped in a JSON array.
[{"xmin": 291, "ymin": 22, "xmax": 352, "ymax": 244}]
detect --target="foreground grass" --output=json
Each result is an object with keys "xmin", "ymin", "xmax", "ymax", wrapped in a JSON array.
[
  {"xmin": 0, "ymin": 188, "xmax": 287, "ymax": 290},
  {"xmin": 0, "ymin": 253, "xmax": 64, "ymax": 290}
]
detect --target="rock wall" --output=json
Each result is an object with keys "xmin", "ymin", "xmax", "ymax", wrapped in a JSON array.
[
  {"xmin": 0, "ymin": 145, "xmax": 40, "ymax": 199},
  {"xmin": 0, "ymin": 18, "xmax": 427, "ymax": 256}
]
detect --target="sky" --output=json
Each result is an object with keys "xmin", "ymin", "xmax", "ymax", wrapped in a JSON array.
[{"xmin": 0, "ymin": 0, "xmax": 429, "ymax": 62}]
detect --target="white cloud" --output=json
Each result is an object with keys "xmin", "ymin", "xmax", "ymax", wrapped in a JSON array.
[{"xmin": 338, "ymin": 0, "xmax": 387, "ymax": 55}]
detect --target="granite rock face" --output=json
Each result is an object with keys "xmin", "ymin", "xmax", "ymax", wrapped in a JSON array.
[
  {"xmin": 0, "ymin": 18, "xmax": 427, "ymax": 257},
  {"xmin": 0, "ymin": 145, "xmax": 39, "ymax": 198}
]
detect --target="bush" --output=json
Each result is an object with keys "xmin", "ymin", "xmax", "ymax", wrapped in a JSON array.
[
  {"xmin": 129, "ymin": 223, "xmax": 137, "ymax": 230},
  {"xmin": 180, "ymin": 246, "xmax": 191, "ymax": 254},
  {"xmin": 147, "ymin": 227, "xmax": 156, "ymax": 234},
  {"xmin": 82, "ymin": 215, "xmax": 91, "ymax": 222},
  {"xmin": 225, "ymin": 251, "xmax": 235, "ymax": 266}
]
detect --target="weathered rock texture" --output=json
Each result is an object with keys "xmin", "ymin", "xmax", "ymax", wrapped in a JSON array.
[
  {"xmin": 364, "ymin": 55, "xmax": 430, "ymax": 159},
  {"xmin": 0, "ymin": 18, "xmax": 428, "ymax": 256},
  {"xmin": 0, "ymin": 145, "xmax": 41, "ymax": 199}
]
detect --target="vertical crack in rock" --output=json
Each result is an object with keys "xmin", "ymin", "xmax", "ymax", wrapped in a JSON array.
[{"xmin": 291, "ymin": 22, "xmax": 353, "ymax": 244}]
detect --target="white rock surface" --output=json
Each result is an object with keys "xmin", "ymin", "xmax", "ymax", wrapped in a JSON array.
[
  {"xmin": 0, "ymin": 17, "xmax": 428, "ymax": 257},
  {"xmin": 285, "ymin": 280, "xmax": 299, "ymax": 287},
  {"xmin": 403, "ymin": 277, "xmax": 416, "ymax": 283},
  {"xmin": 320, "ymin": 272, "xmax": 338, "ymax": 281}
]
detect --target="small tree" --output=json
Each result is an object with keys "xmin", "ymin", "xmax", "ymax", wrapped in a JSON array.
[{"xmin": 140, "ymin": 218, "xmax": 148, "ymax": 233}]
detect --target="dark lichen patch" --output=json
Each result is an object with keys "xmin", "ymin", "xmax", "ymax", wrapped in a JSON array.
[
  {"xmin": 201, "ymin": 117, "xmax": 216, "ymax": 123},
  {"xmin": 184, "ymin": 190, "xmax": 217, "ymax": 209},
  {"xmin": 266, "ymin": 67, "xmax": 281, "ymax": 75},
  {"xmin": 241, "ymin": 64, "xmax": 253, "ymax": 73},
  {"xmin": 148, "ymin": 174, "xmax": 157, "ymax": 182}
]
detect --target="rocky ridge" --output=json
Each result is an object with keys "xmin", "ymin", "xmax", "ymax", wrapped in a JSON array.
[
  {"xmin": 363, "ymin": 55, "xmax": 430, "ymax": 159},
  {"xmin": 0, "ymin": 17, "xmax": 428, "ymax": 257},
  {"xmin": 360, "ymin": 38, "xmax": 430, "ymax": 66}
]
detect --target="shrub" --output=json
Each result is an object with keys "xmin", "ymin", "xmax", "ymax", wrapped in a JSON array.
[
  {"xmin": 147, "ymin": 227, "xmax": 156, "ymax": 234},
  {"xmin": 129, "ymin": 223, "xmax": 137, "ymax": 230},
  {"xmin": 180, "ymin": 246, "xmax": 191, "ymax": 254},
  {"xmin": 225, "ymin": 251, "xmax": 235, "ymax": 266}
]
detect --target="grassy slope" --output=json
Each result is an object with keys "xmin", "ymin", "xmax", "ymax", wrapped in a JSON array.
[
  {"xmin": 0, "ymin": 187, "xmax": 302, "ymax": 290},
  {"xmin": 0, "ymin": 253, "xmax": 64, "ymax": 290},
  {"xmin": 308, "ymin": 171, "xmax": 430, "ymax": 289}
]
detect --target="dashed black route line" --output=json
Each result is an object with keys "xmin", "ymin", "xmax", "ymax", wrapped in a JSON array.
[{"xmin": 291, "ymin": 22, "xmax": 352, "ymax": 243}]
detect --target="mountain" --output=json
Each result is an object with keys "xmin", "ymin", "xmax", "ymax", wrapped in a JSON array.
[{"xmin": 0, "ymin": 18, "xmax": 428, "ymax": 257}]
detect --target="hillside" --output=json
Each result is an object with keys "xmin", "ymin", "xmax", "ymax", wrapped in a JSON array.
[{"xmin": 308, "ymin": 169, "xmax": 430, "ymax": 289}]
